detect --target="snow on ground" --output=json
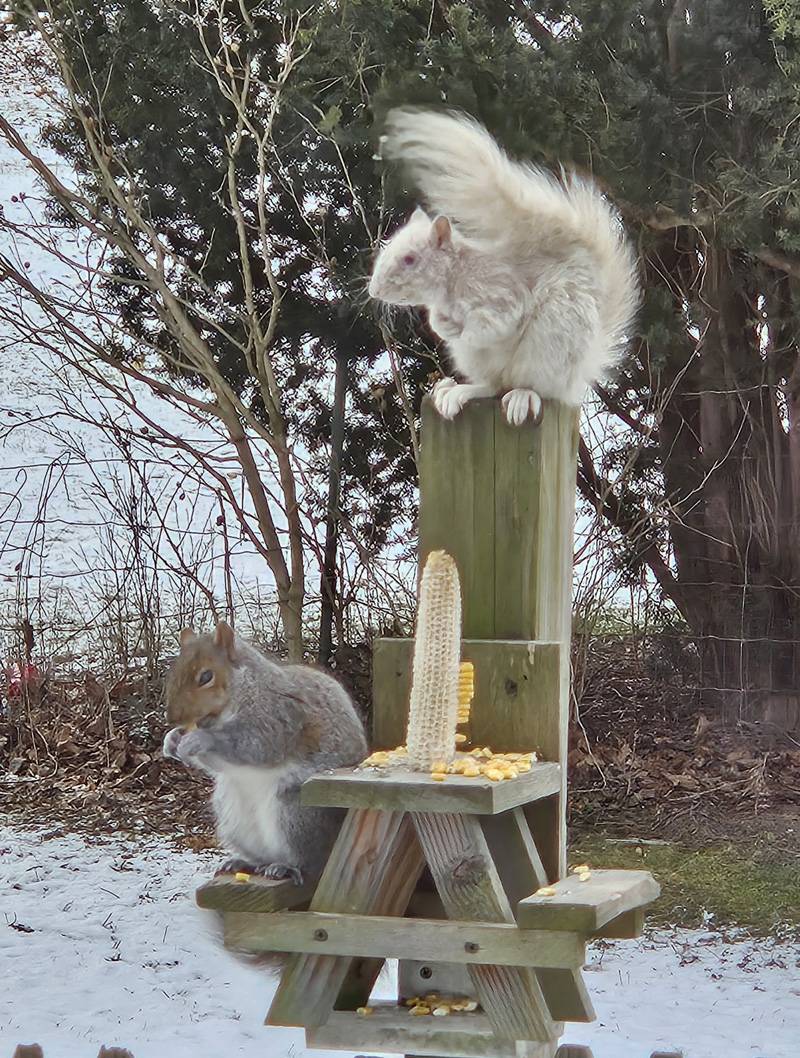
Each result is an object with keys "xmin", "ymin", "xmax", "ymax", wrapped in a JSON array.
[{"xmin": 0, "ymin": 827, "xmax": 797, "ymax": 1058}]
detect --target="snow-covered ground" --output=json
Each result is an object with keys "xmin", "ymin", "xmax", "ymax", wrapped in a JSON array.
[{"xmin": 0, "ymin": 827, "xmax": 797, "ymax": 1058}]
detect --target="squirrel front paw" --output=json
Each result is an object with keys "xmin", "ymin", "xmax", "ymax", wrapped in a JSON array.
[
  {"xmin": 175, "ymin": 727, "xmax": 211, "ymax": 765},
  {"xmin": 501, "ymin": 388, "xmax": 542, "ymax": 426},
  {"xmin": 162, "ymin": 727, "xmax": 185, "ymax": 761}
]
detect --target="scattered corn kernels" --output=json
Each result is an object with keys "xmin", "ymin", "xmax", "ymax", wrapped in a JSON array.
[
  {"xmin": 455, "ymin": 733, "xmax": 468, "ymax": 744},
  {"xmin": 234, "ymin": 872, "xmax": 251, "ymax": 882},
  {"xmin": 410, "ymin": 1005, "xmax": 431, "ymax": 1016},
  {"xmin": 572, "ymin": 864, "xmax": 590, "ymax": 874},
  {"xmin": 484, "ymin": 768, "xmax": 504, "ymax": 781},
  {"xmin": 432, "ymin": 1006, "xmax": 449, "ymax": 1017},
  {"xmin": 578, "ymin": 871, "xmax": 592, "ymax": 882},
  {"xmin": 356, "ymin": 1007, "xmax": 373, "ymax": 1017},
  {"xmin": 536, "ymin": 886, "xmax": 557, "ymax": 897},
  {"xmin": 431, "ymin": 772, "xmax": 447, "ymax": 782}
]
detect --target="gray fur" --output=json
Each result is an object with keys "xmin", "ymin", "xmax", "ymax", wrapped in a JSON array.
[{"xmin": 167, "ymin": 637, "xmax": 367, "ymax": 882}]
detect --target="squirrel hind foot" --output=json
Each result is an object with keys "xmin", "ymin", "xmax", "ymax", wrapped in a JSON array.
[
  {"xmin": 254, "ymin": 862, "xmax": 305, "ymax": 886},
  {"xmin": 215, "ymin": 857, "xmax": 258, "ymax": 877},
  {"xmin": 501, "ymin": 388, "xmax": 542, "ymax": 426}
]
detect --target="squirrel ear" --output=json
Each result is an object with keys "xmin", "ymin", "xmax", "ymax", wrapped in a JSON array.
[
  {"xmin": 412, "ymin": 205, "xmax": 429, "ymax": 222},
  {"xmin": 214, "ymin": 620, "xmax": 236, "ymax": 660},
  {"xmin": 430, "ymin": 215, "xmax": 452, "ymax": 249},
  {"xmin": 179, "ymin": 627, "xmax": 196, "ymax": 647}
]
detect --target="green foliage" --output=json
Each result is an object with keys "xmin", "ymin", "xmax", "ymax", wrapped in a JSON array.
[
  {"xmin": 574, "ymin": 835, "xmax": 800, "ymax": 934},
  {"xmin": 22, "ymin": 1, "xmax": 800, "ymax": 682}
]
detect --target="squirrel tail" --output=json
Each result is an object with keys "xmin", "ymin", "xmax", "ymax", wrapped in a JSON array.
[{"xmin": 382, "ymin": 107, "xmax": 640, "ymax": 362}]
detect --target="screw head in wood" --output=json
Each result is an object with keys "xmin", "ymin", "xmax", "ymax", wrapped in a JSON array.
[
  {"xmin": 465, "ymin": 941, "xmax": 480, "ymax": 954},
  {"xmin": 419, "ymin": 965, "xmax": 433, "ymax": 979},
  {"xmin": 313, "ymin": 928, "xmax": 328, "ymax": 942}
]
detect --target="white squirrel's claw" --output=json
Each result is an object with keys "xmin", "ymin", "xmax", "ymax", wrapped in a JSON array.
[
  {"xmin": 434, "ymin": 383, "xmax": 474, "ymax": 420},
  {"xmin": 432, "ymin": 377, "xmax": 460, "ymax": 419},
  {"xmin": 502, "ymin": 389, "xmax": 542, "ymax": 426}
]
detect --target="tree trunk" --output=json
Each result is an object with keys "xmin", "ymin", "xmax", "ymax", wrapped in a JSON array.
[{"xmin": 318, "ymin": 350, "xmax": 347, "ymax": 666}]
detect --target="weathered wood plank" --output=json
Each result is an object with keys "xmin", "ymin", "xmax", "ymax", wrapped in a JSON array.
[
  {"xmin": 267, "ymin": 809, "xmax": 424, "ymax": 1028},
  {"xmin": 536, "ymin": 967, "xmax": 595, "ymax": 1023},
  {"xmin": 223, "ymin": 910, "xmax": 585, "ymax": 969},
  {"xmin": 370, "ymin": 638, "xmax": 561, "ymax": 754},
  {"xmin": 517, "ymin": 870, "xmax": 661, "ymax": 932},
  {"xmin": 419, "ymin": 397, "xmax": 498, "ymax": 639},
  {"xmin": 302, "ymin": 761, "xmax": 561, "ymax": 815},
  {"xmin": 196, "ymin": 873, "xmax": 314, "ymax": 913},
  {"xmin": 306, "ymin": 1003, "xmax": 552, "ymax": 1058},
  {"xmin": 593, "ymin": 908, "xmax": 645, "ymax": 939},
  {"xmin": 480, "ymin": 808, "xmax": 549, "ymax": 910},
  {"xmin": 413, "ymin": 811, "xmax": 558, "ymax": 1043}
]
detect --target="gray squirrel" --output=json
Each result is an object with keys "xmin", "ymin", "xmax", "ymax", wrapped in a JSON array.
[
  {"xmin": 162, "ymin": 621, "xmax": 367, "ymax": 884},
  {"xmin": 368, "ymin": 108, "xmax": 640, "ymax": 425}
]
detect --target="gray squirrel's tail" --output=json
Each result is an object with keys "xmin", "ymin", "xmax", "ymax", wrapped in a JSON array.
[{"xmin": 382, "ymin": 107, "xmax": 640, "ymax": 361}]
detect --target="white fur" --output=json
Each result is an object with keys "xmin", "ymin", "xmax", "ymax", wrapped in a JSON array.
[
  {"xmin": 369, "ymin": 109, "xmax": 640, "ymax": 421},
  {"xmin": 212, "ymin": 761, "xmax": 295, "ymax": 867}
]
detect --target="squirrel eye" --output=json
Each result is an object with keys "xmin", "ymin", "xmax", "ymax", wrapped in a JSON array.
[
  {"xmin": 197, "ymin": 669, "xmax": 215, "ymax": 687},
  {"xmin": 402, "ymin": 253, "xmax": 417, "ymax": 266}
]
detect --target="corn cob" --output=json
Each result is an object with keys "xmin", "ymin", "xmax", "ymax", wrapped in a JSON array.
[{"xmin": 405, "ymin": 550, "xmax": 462, "ymax": 772}]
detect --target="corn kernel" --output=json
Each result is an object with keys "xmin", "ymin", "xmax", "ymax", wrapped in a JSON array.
[
  {"xmin": 410, "ymin": 1005, "xmax": 431, "ymax": 1016},
  {"xmin": 515, "ymin": 762, "xmax": 531, "ymax": 773},
  {"xmin": 404, "ymin": 997, "xmax": 420, "ymax": 1007},
  {"xmin": 578, "ymin": 871, "xmax": 591, "ymax": 882},
  {"xmin": 234, "ymin": 872, "xmax": 251, "ymax": 882},
  {"xmin": 463, "ymin": 1000, "xmax": 479, "ymax": 1012},
  {"xmin": 356, "ymin": 1007, "xmax": 373, "ymax": 1016},
  {"xmin": 431, "ymin": 772, "xmax": 447, "ymax": 782},
  {"xmin": 572, "ymin": 864, "xmax": 590, "ymax": 874},
  {"xmin": 455, "ymin": 733, "xmax": 467, "ymax": 744},
  {"xmin": 536, "ymin": 886, "xmax": 557, "ymax": 897},
  {"xmin": 463, "ymin": 764, "xmax": 481, "ymax": 778},
  {"xmin": 432, "ymin": 1006, "xmax": 450, "ymax": 1017},
  {"xmin": 431, "ymin": 760, "xmax": 448, "ymax": 773},
  {"xmin": 485, "ymin": 768, "xmax": 505, "ymax": 781}
]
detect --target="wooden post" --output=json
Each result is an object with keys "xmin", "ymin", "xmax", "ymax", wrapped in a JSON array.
[
  {"xmin": 373, "ymin": 398, "xmax": 579, "ymax": 876},
  {"xmin": 372, "ymin": 397, "xmax": 579, "ymax": 1056}
]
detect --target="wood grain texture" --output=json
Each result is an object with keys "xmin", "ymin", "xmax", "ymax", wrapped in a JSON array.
[
  {"xmin": 223, "ymin": 910, "xmax": 585, "ymax": 969},
  {"xmin": 267, "ymin": 809, "xmax": 424, "ymax": 1028},
  {"xmin": 302, "ymin": 762, "xmax": 561, "ymax": 815},
  {"xmin": 517, "ymin": 870, "xmax": 661, "ymax": 932},
  {"xmin": 371, "ymin": 638, "xmax": 561, "ymax": 754},
  {"xmin": 413, "ymin": 811, "xmax": 557, "ymax": 1043},
  {"xmin": 536, "ymin": 967, "xmax": 595, "ymax": 1023},
  {"xmin": 306, "ymin": 1003, "xmax": 553, "ymax": 1058},
  {"xmin": 480, "ymin": 808, "xmax": 549, "ymax": 910},
  {"xmin": 195, "ymin": 873, "xmax": 314, "ymax": 913}
]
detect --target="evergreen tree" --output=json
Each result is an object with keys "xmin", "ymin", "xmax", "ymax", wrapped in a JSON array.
[{"xmin": 11, "ymin": 1, "xmax": 800, "ymax": 725}]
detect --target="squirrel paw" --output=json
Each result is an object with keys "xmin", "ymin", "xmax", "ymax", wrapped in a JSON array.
[
  {"xmin": 215, "ymin": 857, "xmax": 257, "ymax": 877},
  {"xmin": 433, "ymin": 381, "xmax": 493, "ymax": 420},
  {"xmin": 255, "ymin": 862, "xmax": 305, "ymax": 886},
  {"xmin": 162, "ymin": 727, "xmax": 184, "ymax": 761},
  {"xmin": 502, "ymin": 388, "xmax": 542, "ymax": 426}
]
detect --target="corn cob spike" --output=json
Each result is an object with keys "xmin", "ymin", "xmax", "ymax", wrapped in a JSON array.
[{"xmin": 405, "ymin": 551, "xmax": 462, "ymax": 772}]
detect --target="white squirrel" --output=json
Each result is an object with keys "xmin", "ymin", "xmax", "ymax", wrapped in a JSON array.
[{"xmin": 368, "ymin": 108, "xmax": 640, "ymax": 425}]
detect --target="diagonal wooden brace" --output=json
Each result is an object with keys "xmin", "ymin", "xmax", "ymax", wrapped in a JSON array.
[
  {"xmin": 413, "ymin": 811, "xmax": 558, "ymax": 1043},
  {"xmin": 267, "ymin": 808, "xmax": 424, "ymax": 1029}
]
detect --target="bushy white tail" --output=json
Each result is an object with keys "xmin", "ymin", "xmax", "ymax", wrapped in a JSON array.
[{"xmin": 382, "ymin": 108, "xmax": 639, "ymax": 355}]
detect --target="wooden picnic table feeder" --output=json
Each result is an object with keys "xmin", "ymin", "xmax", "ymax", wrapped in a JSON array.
[{"xmin": 197, "ymin": 399, "xmax": 660, "ymax": 1058}]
